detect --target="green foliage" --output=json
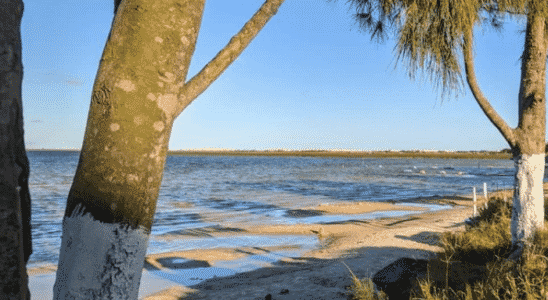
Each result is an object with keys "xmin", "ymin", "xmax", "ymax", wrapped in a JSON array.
[
  {"xmin": 467, "ymin": 196, "xmax": 513, "ymax": 228},
  {"xmin": 435, "ymin": 197, "xmax": 512, "ymax": 266},
  {"xmin": 348, "ymin": 195, "xmax": 548, "ymax": 299},
  {"xmin": 416, "ymin": 226, "xmax": 548, "ymax": 300},
  {"xmin": 439, "ymin": 216, "xmax": 512, "ymax": 265},
  {"xmin": 341, "ymin": 0, "xmax": 548, "ymax": 95}
]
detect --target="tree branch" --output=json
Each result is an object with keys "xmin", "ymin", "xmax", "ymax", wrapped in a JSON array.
[
  {"xmin": 463, "ymin": 27, "xmax": 516, "ymax": 148},
  {"xmin": 174, "ymin": 0, "xmax": 285, "ymax": 117}
]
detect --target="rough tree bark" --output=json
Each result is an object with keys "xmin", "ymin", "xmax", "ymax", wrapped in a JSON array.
[
  {"xmin": 0, "ymin": 0, "xmax": 32, "ymax": 299},
  {"xmin": 53, "ymin": 0, "xmax": 285, "ymax": 298},
  {"xmin": 464, "ymin": 10, "xmax": 547, "ymax": 255},
  {"xmin": 511, "ymin": 12, "xmax": 547, "ymax": 252}
]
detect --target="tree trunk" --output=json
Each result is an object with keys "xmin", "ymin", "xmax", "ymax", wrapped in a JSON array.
[
  {"xmin": 512, "ymin": 154, "xmax": 545, "ymax": 246},
  {"xmin": 53, "ymin": 1, "xmax": 205, "ymax": 299},
  {"xmin": 0, "ymin": 0, "xmax": 32, "ymax": 299},
  {"xmin": 464, "ymin": 9, "xmax": 548, "ymax": 256},
  {"xmin": 511, "ymin": 11, "xmax": 547, "ymax": 254},
  {"xmin": 53, "ymin": 0, "xmax": 285, "ymax": 298}
]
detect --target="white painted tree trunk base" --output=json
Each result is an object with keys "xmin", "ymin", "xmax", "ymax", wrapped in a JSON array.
[
  {"xmin": 512, "ymin": 153, "xmax": 545, "ymax": 249},
  {"xmin": 53, "ymin": 204, "xmax": 149, "ymax": 299}
]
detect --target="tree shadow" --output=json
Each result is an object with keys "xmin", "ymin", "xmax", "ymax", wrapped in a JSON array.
[
  {"xmin": 144, "ymin": 258, "xmax": 211, "ymax": 271},
  {"xmin": 284, "ymin": 209, "xmax": 324, "ymax": 218},
  {"xmin": 157, "ymin": 225, "xmax": 247, "ymax": 238},
  {"xmin": 395, "ymin": 231, "xmax": 443, "ymax": 247},
  {"xmin": 141, "ymin": 245, "xmax": 440, "ymax": 300}
]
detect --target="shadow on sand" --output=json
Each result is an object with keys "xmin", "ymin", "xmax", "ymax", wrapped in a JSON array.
[{"xmin": 142, "ymin": 242, "xmax": 441, "ymax": 300}]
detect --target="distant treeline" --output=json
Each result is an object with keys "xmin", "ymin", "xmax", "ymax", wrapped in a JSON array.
[
  {"xmin": 24, "ymin": 149, "xmax": 521, "ymax": 159},
  {"xmin": 167, "ymin": 149, "xmax": 512, "ymax": 159}
]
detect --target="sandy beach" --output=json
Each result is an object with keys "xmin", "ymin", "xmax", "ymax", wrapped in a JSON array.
[{"xmin": 26, "ymin": 190, "xmax": 501, "ymax": 300}]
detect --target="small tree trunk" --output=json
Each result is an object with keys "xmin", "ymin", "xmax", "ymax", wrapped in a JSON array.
[
  {"xmin": 511, "ymin": 153, "xmax": 545, "ymax": 246},
  {"xmin": 510, "ymin": 12, "xmax": 548, "ymax": 257},
  {"xmin": 0, "ymin": 0, "xmax": 32, "ymax": 299}
]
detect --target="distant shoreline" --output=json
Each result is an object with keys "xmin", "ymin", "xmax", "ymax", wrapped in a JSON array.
[
  {"xmin": 27, "ymin": 149, "xmax": 512, "ymax": 159},
  {"xmin": 168, "ymin": 150, "xmax": 511, "ymax": 159}
]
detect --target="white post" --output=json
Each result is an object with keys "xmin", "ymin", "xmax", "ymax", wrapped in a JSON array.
[
  {"xmin": 473, "ymin": 187, "xmax": 477, "ymax": 217},
  {"xmin": 483, "ymin": 182, "xmax": 488, "ymax": 209}
]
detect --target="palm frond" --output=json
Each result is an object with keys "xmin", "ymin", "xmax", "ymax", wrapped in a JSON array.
[{"xmin": 344, "ymin": 0, "xmax": 543, "ymax": 95}]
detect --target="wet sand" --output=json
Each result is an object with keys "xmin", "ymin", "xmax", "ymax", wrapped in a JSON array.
[
  {"xmin": 139, "ymin": 200, "xmax": 479, "ymax": 299},
  {"xmin": 28, "ymin": 193, "xmax": 498, "ymax": 300},
  {"xmin": 144, "ymin": 189, "xmax": 519, "ymax": 300}
]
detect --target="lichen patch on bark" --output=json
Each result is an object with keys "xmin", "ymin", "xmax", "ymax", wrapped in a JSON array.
[
  {"xmin": 181, "ymin": 36, "xmax": 189, "ymax": 45},
  {"xmin": 156, "ymin": 93, "xmax": 177, "ymax": 118},
  {"xmin": 127, "ymin": 174, "xmax": 140, "ymax": 182},
  {"xmin": 115, "ymin": 79, "xmax": 136, "ymax": 92},
  {"xmin": 148, "ymin": 144, "xmax": 162, "ymax": 160},
  {"xmin": 153, "ymin": 121, "xmax": 165, "ymax": 132},
  {"xmin": 134, "ymin": 116, "xmax": 144, "ymax": 125},
  {"xmin": 110, "ymin": 123, "xmax": 120, "ymax": 131}
]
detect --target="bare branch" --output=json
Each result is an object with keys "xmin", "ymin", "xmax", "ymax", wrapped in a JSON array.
[
  {"xmin": 174, "ymin": 0, "xmax": 285, "ymax": 117},
  {"xmin": 463, "ymin": 27, "xmax": 516, "ymax": 147}
]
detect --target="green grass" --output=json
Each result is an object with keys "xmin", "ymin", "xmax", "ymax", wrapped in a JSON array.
[{"xmin": 348, "ymin": 196, "xmax": 548, "ymax": 300}]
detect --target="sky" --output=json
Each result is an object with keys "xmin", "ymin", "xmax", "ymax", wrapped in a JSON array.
[{"xmin": 21, "ymin": 1, "xmax": 538, "ymax": 151}]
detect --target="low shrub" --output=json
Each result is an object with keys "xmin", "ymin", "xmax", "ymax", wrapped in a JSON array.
[{"xmin": 348, "ymin": 195, "xmax": 548, "ymax": 300}]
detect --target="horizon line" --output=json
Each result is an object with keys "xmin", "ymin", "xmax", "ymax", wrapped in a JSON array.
[{"xmin": 26, "ymin": 148, "xmax": 509, "ymax": 152}]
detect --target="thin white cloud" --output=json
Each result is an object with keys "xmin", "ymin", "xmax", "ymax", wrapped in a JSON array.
[{"xmin": 26, "ymin": 70, "xmax": 83, "ymax": 87}]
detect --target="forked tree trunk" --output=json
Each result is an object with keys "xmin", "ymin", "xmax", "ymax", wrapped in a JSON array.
[
  {"xmin": 53, "ymin": 0, "xmax": 285, "ymax": 298},
  {"xmin": 464, "ymin": 11, "xmax": 547, "ymax": 254},
  {"xmin": 0, "ymin": 0, "xmax": 32, "ymax": 299},
  {"xmin": 510, "ymin": 12, "xmax": 547, "ymax": 251}
]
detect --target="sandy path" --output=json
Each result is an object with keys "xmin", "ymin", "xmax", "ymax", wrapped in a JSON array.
[{"xmin": 141, "ymin": 199, "xmax": 478, "ymax": 300}]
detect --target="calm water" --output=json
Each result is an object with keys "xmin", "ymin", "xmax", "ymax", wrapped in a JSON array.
[{"xmin": 27, "ymin": 151, "xmax": 518, "ymax": 268}]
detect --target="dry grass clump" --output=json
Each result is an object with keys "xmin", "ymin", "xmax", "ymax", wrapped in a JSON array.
[
  {"xmin": 438, "ymin": 197, "xmax": 513, "ymax": 266},
  {"xmin": 347, "ymin": 277, "xmax": 388, "ymax": 300},
  {"xmin": 344, "ymin": 262, "xmax": 388, "ymax": 300},
  {"xmin": 348, "ymin": 196, "xmax": 548, "ymax": 300}
]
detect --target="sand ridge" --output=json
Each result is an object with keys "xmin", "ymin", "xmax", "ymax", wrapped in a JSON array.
[{"xmin": 303, "ymin": 201, "xmax": 427, "ymax": 215}]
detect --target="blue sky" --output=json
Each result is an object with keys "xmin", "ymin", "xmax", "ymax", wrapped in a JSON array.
[{"xmin": 22, "ymin": 1, "xmax": 535, "ymax": 151}]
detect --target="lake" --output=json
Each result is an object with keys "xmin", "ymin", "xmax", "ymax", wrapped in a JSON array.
[{"xmin": 27, "ymin": 151, "xmax": 518, "ymax": 268}]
